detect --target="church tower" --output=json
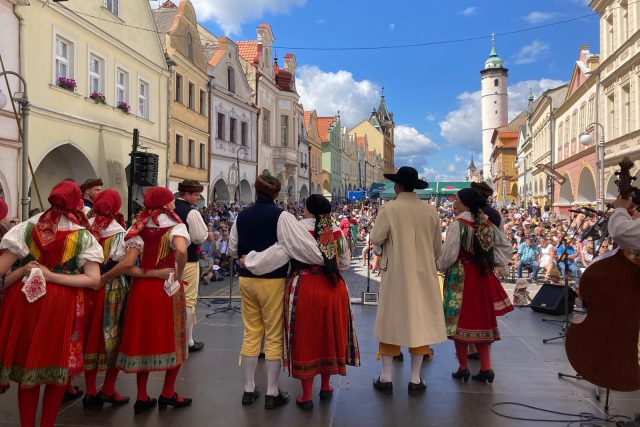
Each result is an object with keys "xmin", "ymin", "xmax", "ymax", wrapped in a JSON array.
[{"xmin": 480, "ymin": 35, "xmax": 508, "ymax": 181}]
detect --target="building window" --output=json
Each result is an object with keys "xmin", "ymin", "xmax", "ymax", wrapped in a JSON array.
[
  {"xmin": 175, "ymin": 74, "xmax": 183, "ymax": 103},
  {"xmin": 199, "ymin": 143, "xmax": 206, "ymax": 169},
  {"xmin": 588, "ymin": 97, "xmax": 595, "ymax": 123},
  {"xmin": 116, "ymin": 67, "xmax": 129, "ymax": 104},
  {"xmin": 494, "ymin": 79, "xmax": 499, "ymax": 87},
  {"xmin": 188, "ymin": 82, "xmax": 195, "ymax": 110},
  {"xmin": 281, "ymin": 115, "xmax": 289, "ymax": 146},
  {"xmin": 217, "ymin": 113, "xmax": 225, "ymax": 140},
  {"xmin": 229, "ymin": 117, "xmax": 237, "ymax": 143},
  {"xmin": 138, "ymin": 79, "xmax": 150, "ymax": 120},
  {"xmin": 199, "ymin": 89, "xmax": 206, "ymax": 115},
  {"xmin": 175, "ymin": 134, "xmax": 183, "ymax": 164},
  {"xmin": 228, "ymin": 67, "xmax": 235, "ymax": 93},
  {"xmin": 88, "ymin": 53, "xmax": 105, "ymax": 96},
  {"xmin": 579, "ymin": 105, "xmax": 586, "ymax": 138},
  {"xmin": 622, "ymin": 84, "xmax": 631, "ymax": 134},
  {"xmin": 241, "ymin": 121, "xmax": 248, "ymax": 146},
  {"xmin": 557, "ymin": 123, "xmax": 563, "ymax": 161},
  {"xmin": 607, "ymin": 93, "xmax": 615, "ymax": 138},
  {"xmin": 607, "ymin": 15, "xmax": 614, "ymax": 56},
  {"xmin": 186, "ymin": 32, "xmax": 194, "ymax": 62},
  {"xmin": 104, "ymin": 0, "xmax": 119, "ymax": 16},
  {"xmin": 621, "ymin": 0, "xmax": 629, "ymax": 42},
  {"xmin": 262, "ymin": 108, "xmax": 271, "ymax": 145},
  {"xmin": 188, "ymin": 139, "xmax": 195, "ymax": 167},
  {"xmin": 55, "ymin": 34, "xmax": 74, "ymax": 82}
]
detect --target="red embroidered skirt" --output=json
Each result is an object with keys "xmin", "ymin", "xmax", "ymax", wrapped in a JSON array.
[
  {"xmin": 454, "ymin": 262, "xmax": 512, "ymax": 343},
  {"xmin": 116, "ymin": 277, "xmax": 187, "ymax": 373},
  {"xmin": 288, "ymin": 273, "xmax": 350, "ymax": 380},
  {"xmin": 0, "ymin": 282, "xmax": 76, "ymax": 390}
]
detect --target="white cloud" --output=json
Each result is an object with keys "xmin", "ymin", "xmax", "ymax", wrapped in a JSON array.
[
  {"xmin": 420, "ymin": 167, "xmax": 462, "ymax": 182},
  {"xmin": 394, "ymin": 125, "xmax": 440, "ymax": 161},
  {"xmin": 446, "ymin": 164, "xmax": 457, "ymax": 173},
  {"xmin": 316, "ymin": 18, "xmax": 325, "ymax": 25},
  {"xmin": 388, "ymin": 23, "xmax": 396, "ymax": 31},
  {"xmin": 425, "ymin": 112, "xmax": 436, "ymax": 122},
  {"xmin": 189, "ymin": 0, "xmax": 306, "ymax": 36},
  {"xmin": 524, "ymin": 11, "xmax": 561, "ymax": 24},
  {"xmin": 514, "ymin": 40, "xmax": 551, "ymax": 65},
  {"xmin": 439, "ymin": 78, "xmax": 566, "ymax": 156},
  {"xmin": 454, "ymin": 154, "xmax": 466, "ymax": 164},
  {"xmin": 460, "ymin": 6, "xmax": 478, "ymax": 17},
  {"xmin": 296, "ymin": 65, "xmax": 380, "ymax": 128}
]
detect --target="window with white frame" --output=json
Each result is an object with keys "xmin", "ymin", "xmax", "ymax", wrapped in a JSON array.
[
  {"xmin": 262, "ymin": 108, "xmax": 271, "ymax": 145},
  {"xmin": 175, "ymin": 74, "xmax": 183, "ymax": 103},
  {"xmin": 55, "ymin": 35, "xmax": 74, "ymax": 81},
  {"xmin": 105, "ymin": 0, "xmax": 119, "ymax": 16},
  {"xmin": 241, "ymin": 121, "xmax": 248, "ymax": 146},
  {"xmin": 217, "ymin": 113, "xmax": 225, "ymax": 140},
  {"xmin": 116, "ymin": 67, "xmax": 129, "ymax": 105},
  {"xmin": 188, "ymin": 139, "xmax": 195, "ymax": 167},
  {"xmin": 229, "ymin": 117, "xmax": 237, "ymax": 143},
  {"xmin": 199, "ymin": 143, "xmax": 206, "ymax": 169},
  {"xmin": 175, "ymin": 134, "xmax": 183, "ymax": 164},
  {"xmin": 88, "ymin": 53, "xmax": 105, "ymax": 96},
  {"xmin": 188, "ymin": 82, "xmax": 195, "ymax": 110},
  {"xmin": 280, "ymin": 115, "xmax": 289, "ymax": 147},
  {"xmin": 138, "ymin": 79, "xmax": 150, "ymax": 120},
  {"xmin": 199, "ymin": 89, "xmax": 206, "ymax": 115}
]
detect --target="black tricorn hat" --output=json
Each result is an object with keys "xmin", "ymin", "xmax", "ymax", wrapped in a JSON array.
[{"xmin": 383, "ymin": 166, "xmax": 429, "ymax": 190}]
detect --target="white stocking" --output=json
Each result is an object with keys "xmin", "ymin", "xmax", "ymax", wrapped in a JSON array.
[
  {"xmin": 266, "ymin": 360, "xmax": 281, "ymax": 396},
  {"xmin": 380, "ymin": 355, "xmax": 393, "ymax": 383},
  {"xmin": 410, "ymin": 354, "xmax": 423, "ymax": 384},
  {"xmin": 186, "ymin": 309, "xmax": 195, "ymax": 347},
  {"xmin": 242, "ymin": 356, "xmax": 258, "ymax": 393}
]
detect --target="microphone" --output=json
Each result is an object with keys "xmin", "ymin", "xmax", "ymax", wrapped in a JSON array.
[
  {"xmin": 568, "ymin": 208, "xmax": 587, "ymax": 214},
  {"xmin": 579, "ymin": 206, "xmax": 605, "ymax": 215}
]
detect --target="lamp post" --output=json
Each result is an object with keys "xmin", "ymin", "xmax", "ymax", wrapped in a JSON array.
[
  {"xmin": 364, "ymin": 159, "xmax": 373, "ymax": 195},
  {"xmin": 579, "ymin": 122, "xmax": 606, "ymax": 211},
  {"xmin": 235, "ymin": 146, "xmax": 248, "ymax": 203},
  {"xmin": 0, "ymin": 71, "xmax": 29, "ymax": 220}
]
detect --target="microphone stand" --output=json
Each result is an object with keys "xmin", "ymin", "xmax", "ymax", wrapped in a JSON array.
[{"xmin": 206, "ymin": 257, "xmax": 241, "ymax": 316}]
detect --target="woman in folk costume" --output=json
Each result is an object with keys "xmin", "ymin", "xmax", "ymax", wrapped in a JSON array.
[
  {"xmin": 243, "ymin": 194, "xmax": 359, "ymax": 410},
  {"xmin": 111, "ymin": 186, "xmax": 192, "ymax": 414},
  {"xmin": 437, "ymin": 188, "xmax": 513, "ymax": 384},
  {"xmin": 0, "ymin": 181, "xmax": 103, "ymax": 427}
]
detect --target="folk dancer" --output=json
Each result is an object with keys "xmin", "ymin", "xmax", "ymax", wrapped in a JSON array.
[
  {"xmin": 242, "ymin": 194, "xmax": 360, "ymax": 410},
  {"xmin": 0, "ymin": 181, "xmax": 103, "ymax": 427}
]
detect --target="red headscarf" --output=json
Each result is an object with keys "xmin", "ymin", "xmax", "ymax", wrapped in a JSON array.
[
  {"xmin": 125, "ymin": 186, "xmax": 182, "ymax": 240},
  {"xmin": 35, "ymin": 181, "xmax": 93, "ymax": 247},
  {"xmin": 0, "ymin": 197, "xmax": 7, "ymax": 222},
  {"xmin": 91, "ymin": 189, "xmax": 125, "ymax": 237}
]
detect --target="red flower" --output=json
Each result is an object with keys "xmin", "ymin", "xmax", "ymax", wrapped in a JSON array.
[{"xmin": 319, "ymin": 227, "xmax": 333, "ymax": 245}]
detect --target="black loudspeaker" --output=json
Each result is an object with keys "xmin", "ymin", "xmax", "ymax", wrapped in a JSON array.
[{"xmin": 530, "ymin": 284, "xmax": 576, "ymax": 315}]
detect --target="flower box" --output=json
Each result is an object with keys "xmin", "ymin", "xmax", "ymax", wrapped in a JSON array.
[
  {"xmin": 57, "ymin": 77, "xmax": 77, "ymax": 92},
  {"xmin": 116, "ymin": 101, "xmax": 130, "ymax": 114},
  {"xmin": 90, "ymin": 92, "xmax": 106, "ymax": 104}
]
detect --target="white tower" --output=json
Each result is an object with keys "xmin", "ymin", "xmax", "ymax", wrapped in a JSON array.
[{"xmin": 480, "ymin": 34, "xmax": 508, "ymax": 181}]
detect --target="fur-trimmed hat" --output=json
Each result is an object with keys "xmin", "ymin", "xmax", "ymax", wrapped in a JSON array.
[
  {"xmin": 255, "ymin": 171, "xmax": 281, "ymax": 199},
  {"xmin": 80, "ymin": 178, "xmax": 103, "ymax": 194},
  {"xmin": 471, "ymin": 181, "xmax": 494, "ymax": 200},
  {"xmin": 178, "ymin": 179, "xmax": 204, "ymax": 194}
]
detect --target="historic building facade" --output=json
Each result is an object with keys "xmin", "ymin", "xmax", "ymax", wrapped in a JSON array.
[
  {"xmin": 15, "ymin": 0, "xmax": 169, "ymax": 213},
  {"xmin": 154, "ymin": 0, "xmax": 210, "ymax": 199},
  {"xmin": 304, "ymin": 110, "xmax": 324, "ymax": 196}
]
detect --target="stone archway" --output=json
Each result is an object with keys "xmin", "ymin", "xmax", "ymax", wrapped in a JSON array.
[
  {"xmin": 212, "ymin": 178, "xmax": 230, "ymax": 203},
  {"xmin": 287, "ymin": 176, "xmax": 296, "ymax": 201},
  {"xmin": 322, "ymin": 180, "xmax": 331, "ymax": 197},
  {"xmin": 299, "ymin": 184, "xmax": 309, "ymax": 201},
  {"xmin": 559, "ymin": 174, "xmax": 574, "ymax": 205},
  {"xmin": 31, "ymin": 143, "xmax": 97, "ymax": 210},
  {"xmin": 577, "ymin": 167, "xmax": 597, "ymax": 204},
  {"xmin": 510, "ymin": 183, "xmax": 518, "ymax": 198},
  {"xmin": 239, "ymin": 179, "xmax": 252, "ymax": 203},
  {"xmin": 606, "ymin": 174, "xmax": 618, "ymax": 200}
]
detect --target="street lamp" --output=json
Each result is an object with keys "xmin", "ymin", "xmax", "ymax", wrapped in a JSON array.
[
  {"xmin": 0, "ymin": 71, "xmax": 30, "ymax": 220},
  {"xmin": 235, "ymin": 146, "xmax": 248, "ymax": 203},
  {"xmin": 579, "ymin": 121, "xmax": 606, "ymax": 211},
  {"xmin": 515, "ymin": 156, "xmax": 526, "ymax": 207}
]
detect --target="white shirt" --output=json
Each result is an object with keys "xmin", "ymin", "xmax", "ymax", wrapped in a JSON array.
[
  {"xmin": 608, "ymin": 208, "xmax": 640, "ymax": 249},
  {"xmin": 229, "ymin": 212, "xmax": 324, "ymax": 275},
  {"xmin": 436, "ymin": 211, "xmax": 512, "ymax": 271},
  {"xmin": 177, "ymin": 199, "xmax": 208, "ymax": 245},
  {"xmin": 124, "ymin": 213, "xmax": 191, "ymax": 250},
  {"xmin": 0, "ymin": 213, "xmax": 104, "ymax": 267},
  {"xmin": 89, "ymin": 217, "xmax": 127, "ymax": 262}
]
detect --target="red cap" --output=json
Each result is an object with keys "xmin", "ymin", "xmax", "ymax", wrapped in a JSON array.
[
  {"xmin": 93, "ymin": 189, "xmax": 122, "ymax": 215},
  {"xmin": 48, "ymin": 181, "xmax": 82, "ymax": 211},
  {"xmin": 143, "ymin": 187, "xmax": 174, "ymax": 209}
]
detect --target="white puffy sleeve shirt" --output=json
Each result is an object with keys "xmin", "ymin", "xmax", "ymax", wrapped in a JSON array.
[
  {"xmin": 89, "ymin": 217, "xmax": 127, "ymax": 262},
  {"xmin": 124, "ymin": 214, "xmax": 190, "ymax": 250},
  {"xmin": 1, "ymin": 214, "xmax": 104, "ymax": 267},
  {"xmin": 608, "ymin": 208, "xmax": 640, "ymax": 249}
]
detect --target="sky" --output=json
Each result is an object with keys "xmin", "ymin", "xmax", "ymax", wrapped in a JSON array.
[{"xmin": 151, "ymin": 0, "xmax": 599, "ymax": 182}]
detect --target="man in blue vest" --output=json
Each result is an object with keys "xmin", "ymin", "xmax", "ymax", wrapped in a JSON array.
[
  {"xmin": 174, "ymin": 179, "xmax": 208, "ymax": 352},
  {"xmin": 229, "ymin": 171, "xmax": 322, "ymax": 410}
]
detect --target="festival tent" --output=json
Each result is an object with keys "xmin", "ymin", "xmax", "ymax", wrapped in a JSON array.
[
  {"xmin": 379, "ymin": 181, "xmax": 471, "ymax": 202},
  {"xmin": 368, "ymin": 182, "xmax": 391, "ymax": 198}
]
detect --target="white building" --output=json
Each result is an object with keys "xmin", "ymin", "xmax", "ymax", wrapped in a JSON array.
[
  {"xmin": 480, "ymin": 36, "xmax": 509, "ymax": 182},
  {"xmin": 297, "ymin": 105, "xmax": 310, "ymax": 201}
]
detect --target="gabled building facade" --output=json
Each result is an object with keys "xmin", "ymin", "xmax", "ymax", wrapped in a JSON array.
[{"xmin": 304, "ymin": 110, "xmax": 324, "ymax": 196}]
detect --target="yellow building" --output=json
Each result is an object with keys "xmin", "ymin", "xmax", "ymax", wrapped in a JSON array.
[
  {"xmin": 304, "ymin": 110, "xmax": 324, "ymax": 195},
  {"xmin": 491, "ymin": 129, "xmax": 518, "ymax": 206},
  {"xmin": 348, "ymin": 122, "xmax": 385, "ymax": 184},
  {"xmin": 16, "ymin": 1, "xmax": 169, "ymax": 213},
  {"xmin": 154, "ymin": 0, "xmax": 209, "ymax": 199}
]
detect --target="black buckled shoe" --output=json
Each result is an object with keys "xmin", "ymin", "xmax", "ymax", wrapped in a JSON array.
[
  {"xmin": 241, "ymin": 388, "xmax": 261, "ymax": 405},
  {"xmin": 264, "ymin": 389, "xmax": 289, "ymax": 409},
  {"xmin": 296, "ymin": 399, "xmax": 313, "ymax": 411},
  {"xmin": 372, "ymin": 377, "xmax": 393, "ymax": 394},
  {"xmin": 158, "ymin": 393, "xmax": 192, "ymax": 410},
  {"xmin": 451, "ymin": 368, "xmax": 471, "ymax": 382},
  {"xmin": 82, "ymin": 394, "xmax": 103, "ymax": 409},
  {"xmin": 471, "ymin": 369, "xmax": 495, "ymax": 384},
  {"xmin": 133, "ymin": 397, "xmax": 157, "ymax": 414},
  {"xmin": 408, "ymin": 379, "xmax": 427, "ymax": 395},
  {"xmin": 99, "ymin": 391, "xmax": 130, "ymax": 406},
  {"xmin": 189, "ymin": 341, "xmax": 205, "ymax": 352},
  {"xmin": 319, "ymin": 389, "xmax": 333, "ymax": 401}
]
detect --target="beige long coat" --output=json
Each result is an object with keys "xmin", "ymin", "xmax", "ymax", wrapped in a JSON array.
[{"xmin": 370, "ymin": 192, "xmax": 447, "ymax": 347}]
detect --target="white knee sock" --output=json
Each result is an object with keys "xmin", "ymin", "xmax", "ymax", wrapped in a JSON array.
[
  {"xmin": 380, "ymin": 355, "xmax": 393, "ymax": 383},
  {"xmin": 242, "ymin": 356, "xmax": 258, "ymax": 393},
  {"xmin": 186, "ymin": 309, "xmax": 195, "ymax": 346},
  {"xmin": 410, "ymin": 354, "xmax": 423, "ymax": 384},
  {"xmin": 266, "ymin": 360, "xmax": 281, "ymax": 396}
]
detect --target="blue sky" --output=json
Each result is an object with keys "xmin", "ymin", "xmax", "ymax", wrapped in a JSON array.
[{"xmin": 161, "ymin": 0, "xmax": 599, "ymax": 181}]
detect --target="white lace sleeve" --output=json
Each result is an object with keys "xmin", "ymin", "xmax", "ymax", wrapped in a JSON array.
[
  {"xmin": 170, "ymin": 223, "xmax": 191, "ymax": 249},
  {"xmin": 110, "ymin": 232, "xmax": 127, "ymax": 262},
  {"xmin": 125, "ymin": 235, "xmax": 144, "ymax": 251},
  {"xmin": 436, "ymin": 221, "xmax": 460, "ymax": 271},
  {"xmin": 493, "ymin": 226, "xmax": 513, "ymax": 266},
  {"xmin": 0, "ymin": 220, "xmax": 30, "ymax": 258},
  {"xmin": 78, "ymin": 230, "xmax": 105, "ymax": 268}
]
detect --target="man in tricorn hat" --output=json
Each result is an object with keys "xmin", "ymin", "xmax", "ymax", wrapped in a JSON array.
[
  {"xmin": 370, "ymin": 166, "xmax": 446, "ymax": 395},
  {"xmin": 80, "ymin": 178, "xmax": 103, "ymax": 215},
  {"xmin": 174, "ymin": 179, "xmax": 208, "ymax": 352}
]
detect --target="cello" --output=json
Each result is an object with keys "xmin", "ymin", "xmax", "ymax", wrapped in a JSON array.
[{"xmin": 565, "ymin": 156, "xmax": 640, "ymax": 392}]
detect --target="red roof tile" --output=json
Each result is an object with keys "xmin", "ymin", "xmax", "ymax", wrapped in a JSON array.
[
  {"xmin": 304, "ymin": 111, "xmax": 311, "ymax": 129},
  {"xmin": 317, "ymin": 117, "xmax": 334, "ymax": 142},
  {"xmin": 237, "ymin": 41, "xmax": 259, "ymax": 65}
]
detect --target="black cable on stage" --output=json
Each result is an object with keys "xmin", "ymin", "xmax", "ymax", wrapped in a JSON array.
[{"xmin": 490, "ymin": 401, "xmax": 631, "ymax": 426}]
